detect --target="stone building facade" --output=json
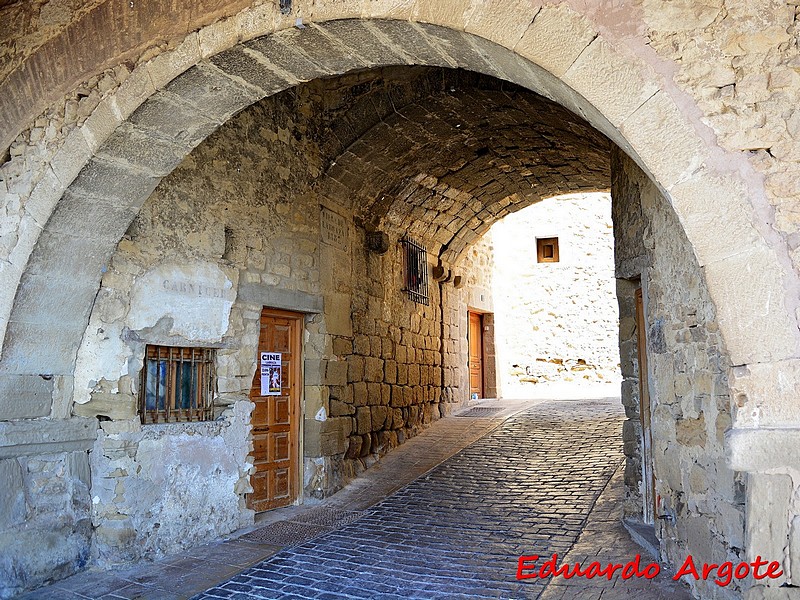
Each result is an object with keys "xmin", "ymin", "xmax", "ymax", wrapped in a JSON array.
[
  {"xmin": 2, "ymin": 3, "xmax": 800, "ymax": 599},
  {"xmin": 491, "ymin": 193, "xmax": 620, "ymax": 396}
]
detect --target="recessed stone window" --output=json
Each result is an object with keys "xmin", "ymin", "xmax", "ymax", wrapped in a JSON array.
[
  {"xmin": 536, "ymin": 237, "xmax": 560, "ymax": 263},
  {"xmin": 139, "ymin": 345, "xmax": 216, "ymax": 424},
  {"xmin": 401, "ymin": 237, "xmax": 430, "ymax": 304}
]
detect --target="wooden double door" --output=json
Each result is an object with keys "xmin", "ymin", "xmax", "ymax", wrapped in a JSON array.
[{"xmin": 247, "ymin": 308, "xmax": 302, "ymax": 512}]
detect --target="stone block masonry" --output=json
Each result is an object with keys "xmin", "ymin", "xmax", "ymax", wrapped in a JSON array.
[{"xmin": 612, "ymin": 148, "xmax": 741, "ymax": 600}]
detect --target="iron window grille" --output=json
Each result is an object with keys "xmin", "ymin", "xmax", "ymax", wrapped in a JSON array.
[
  {"xmin": 139, "ymin": 345, "xmax": 215, "ymax": 424},
  {"xmin": 401, "ymin": 237, "xmax": 430, "ymax": 305}
]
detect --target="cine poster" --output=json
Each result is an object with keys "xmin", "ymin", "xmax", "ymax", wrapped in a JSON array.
[{"xmin": 260, "ymin": 352, "xmax": 282, "ymax": 395}]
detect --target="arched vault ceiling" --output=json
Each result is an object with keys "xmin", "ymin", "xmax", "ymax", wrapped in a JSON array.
[{"xmin": 313, "ymin": 70, "xmax": 611, "ymax": 259}]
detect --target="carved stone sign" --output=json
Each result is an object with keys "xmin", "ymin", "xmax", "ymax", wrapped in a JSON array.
[
  {"xmin": 127, "ymin": 262, "xmax": 236, "ymax": 342},
  {"xmin": 320, "ymin": 207, "xmax": 348, "ymax": 251}
]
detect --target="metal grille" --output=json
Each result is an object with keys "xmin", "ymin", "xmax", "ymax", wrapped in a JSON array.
[
  {"xmin": 291, "ymin": 508, "xmax": 364, "ymax": 528},
  {"xmin": 456, "ymin": 407, "xmax": 504, "ymax": 418},
  {"xmin": 401, "ymin": 237, "xmax": 429, "ymax": 305},
  {"xmin": 139, "ymin": 345, "xmax": 215, "ymax": 424},
  {"xmin": 239, "ymin": 521, "xmax": 331, "ymax": 546}
]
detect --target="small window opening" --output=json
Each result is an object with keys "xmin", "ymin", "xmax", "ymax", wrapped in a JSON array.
[
  {"xmin": 401, "ymin": 237, "xmax": 430, "ymax": 305},
  {"xmin": 537, "ymin": 237, "xmax": 560, "ymax": 263},
  {"xmin": 139, "ymin": 345, "xmax": 215, "ymax": 424}
]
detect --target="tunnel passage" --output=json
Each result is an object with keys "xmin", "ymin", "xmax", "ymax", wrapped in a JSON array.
[{"xmin": 55, "ymin": 64, "xmax": 623, "ymax": 571}]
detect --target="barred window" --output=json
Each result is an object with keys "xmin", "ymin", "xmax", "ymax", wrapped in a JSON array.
[
  {"xmin": 401, "ymin": 237, "xmax": 429, "ymax": 305},
  {"xmin": 139, "ymin": 345, "xmax": 215, "ymax": 424}
]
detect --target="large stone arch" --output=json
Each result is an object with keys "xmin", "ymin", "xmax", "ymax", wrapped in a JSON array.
[
  {"xmin": 2, "ymin": 4, "xmax": 800, "ymax": 596},
  {"xmin": 3, "ymin": 11, "xmax": 798, "ymax": 419}
]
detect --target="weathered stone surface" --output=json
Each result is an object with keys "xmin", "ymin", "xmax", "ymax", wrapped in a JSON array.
[
  {"xmin": 727, "ymin": 427, "xmax": 800, "ymax": 471},
  {"xmin": 163, "ymin": 63, "xmax": 263, "ymax": 123},
  {"xmin": 73, "ymin": 392, "xmax": 137, "ymax": 421},
  {"xmin": 127, "ymin": 262, "xmax": 237, "ymax": 342},
  {"xmin": 704, "ymin": 247, "xmax": 796, "ymax": 368},
  {"xmin": 355, "ymin": 406, "xmax": 372, "ymax": 434},
  {"xmin": 514, "ymin": 5, "xmax": 596, "ymax": 78},
  {"xmin": 667, "ymin": 171, "xmax": 761, "ymax": 266},
  {"xmin": 465, "ymin": 0, "xmax": 537, "ymax": 50},
  {"xmin": 0, "ymin": 374, "xmax": 53, "ymax": 420},
  {"xmin": 745, "ymin": 473, "xmax": 791, "ymax": 584},
  {"xmin": 618, "ymin": 91, "xmax": 706, "ymax": 190},
  {"xmin": 320, "ymin": 20, "xmax": 408, "ymax": 68},
  {"xmin": 0, "ymin": 418, "xmax": 96, "ymax": 459},
  {"xmin": 565, "ymin": 37, "xmax": 660, "ymax": 129},
  {"xmin": 90, "ymin": 401, "xmax": 253, "ymax": 568},
  {"xmin": 0, "ymin": 459, "xmax": 25, "ymax": 529}
]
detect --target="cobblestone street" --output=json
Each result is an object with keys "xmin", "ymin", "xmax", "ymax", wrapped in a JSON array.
[
  {"xmin": 24, "ymin": 396, "xmax": 692, "ymax": 600},
  {"xmin": 195, "ymin": 398, "xmax": 686, "ymax": 599}
]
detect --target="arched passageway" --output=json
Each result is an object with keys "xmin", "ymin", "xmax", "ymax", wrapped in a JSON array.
[{"xmin": 2, "ymin": 7, "xmax": 800, "ymax": 600}]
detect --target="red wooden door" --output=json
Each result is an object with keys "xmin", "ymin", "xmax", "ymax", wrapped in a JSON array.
[
  {"xmin": 248, "ymin": 308, "xmax": 302, "ymax": 512},
  {"xmin": 469, "ymin": 311, "xmax": 484, "ymax": 399}
]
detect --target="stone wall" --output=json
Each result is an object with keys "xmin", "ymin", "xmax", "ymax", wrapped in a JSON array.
[
  {"xmin": 454, "ymin": 231, "xmax": 496, "ymax": 398},
  {"xmin": 341, "ymin": 230, "xmax": 446, "ymax": 478},
  {"xmin": 69, "ymin": 92, "xmax": 328, "ymax": 565},
  {"xmin": 0, "ymin": 449, "xmax": 92, "ymax": 598},
  {"xmin": 59, "ymin": 71, "xmax": 491, "ymax": 570},
  {"xmin": 612, "ymin": 148, "xmax": 742, "ymax": 600},
  {"xmin": 491, "ymin": 193, "xmax": 620, "ymax": 396}
]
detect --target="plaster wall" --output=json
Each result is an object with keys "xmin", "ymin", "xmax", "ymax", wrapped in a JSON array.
[{"xmin": 491, "ymin": 193, "xmax": 620, "ymax": 397}]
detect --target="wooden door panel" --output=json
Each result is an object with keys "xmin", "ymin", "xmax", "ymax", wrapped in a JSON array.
[
  {"xmin": 274, "ymin": 397, "xmax": 290, "ymax": 425},
  {"xmin": 272, "ymin": 469, "xmax": 290, "ymax": 500},
  {"xmin": 252, "ymin": 435, "xmax": 270, "ymax": 459},
  {"xmin": 250, "ymin": 472, "xmax": 270, "ymax": 512},
  {"xmin": 273, "ymin": 431, "xmax": 290, "ymax": 461},
  {"xmin": 247, "ymin": 308, "xmax": 301, "ymax": 512}
]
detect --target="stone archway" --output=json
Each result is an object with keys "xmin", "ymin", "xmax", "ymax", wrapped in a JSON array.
[
  {"xmin": 2, "ymin": 4, "xmax": 800, "ymax": 598},
  {"xmin": 3, "ymin": 15, "xmax": 796, "ymax": 419}
]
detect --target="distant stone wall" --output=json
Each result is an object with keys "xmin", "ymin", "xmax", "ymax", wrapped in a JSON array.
[
  {"xmin": 455, "ymin": 232, "xmax": 496, "ymax": 398},
  {"xmin": 612, "ymin": 149, "xmax": 741, "ymax": 600},
  {"xmin": 491, "ymin": 194, "xmax": 620, "ymax": 397}
]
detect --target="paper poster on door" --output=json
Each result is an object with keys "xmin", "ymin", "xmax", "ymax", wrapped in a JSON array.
[{"xmin": 260, "ymin": 352, "xmax": 282, "ymax": 396}]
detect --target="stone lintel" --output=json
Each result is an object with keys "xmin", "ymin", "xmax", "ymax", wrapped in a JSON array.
[
  {"xmin": 727, "ymin": 427, "xmax": 800, "ymax": 472},
  {"xmin": 0, "ymin": 417, "xmax": 97, "ymax": 459},
  {"xmin": 238, "ymin": 282, "xmax": 322, "ymax": 314}
]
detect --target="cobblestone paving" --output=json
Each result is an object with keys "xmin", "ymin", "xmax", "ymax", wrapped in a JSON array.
[{"xmin": 195, "ymin": 398, "xmax": 624, "ymax": 599}]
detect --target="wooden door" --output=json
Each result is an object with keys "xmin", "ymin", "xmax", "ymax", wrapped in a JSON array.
[
  {"xmin": 635, "ymin": 288, "xmax": 656, "ymax": 524},
  {"xmin": 248, "ymin": 308, "xmax": 302, "ymax": 512},
  {"xmin": 468, "ymin": 311, "xmax": 484, "ymax": 399}
]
